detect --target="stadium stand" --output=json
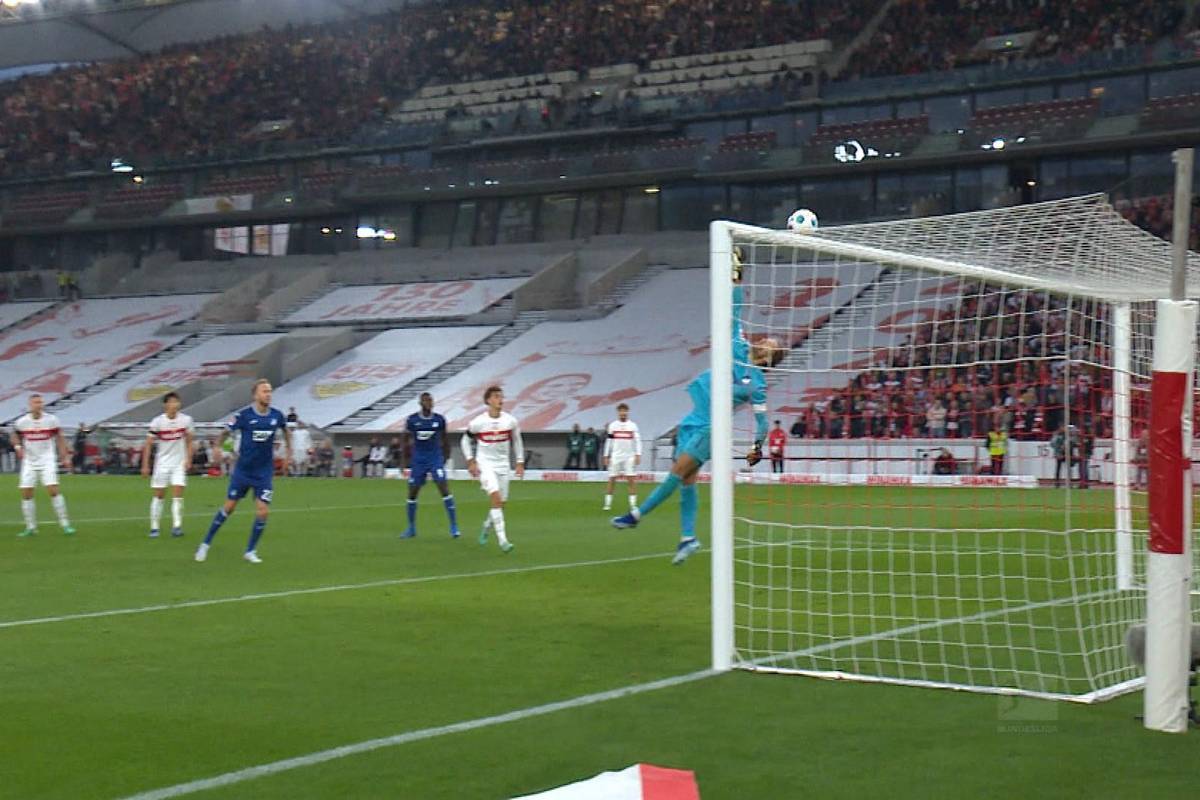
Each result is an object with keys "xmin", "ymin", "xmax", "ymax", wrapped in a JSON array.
[
  {"xmin": 0, "ymin": 294, "xmax": 212, "ymax": 422},
  {"xmin": 200, "ymin": 174, "xmax": 286, "ymax": 198},
  {"xmin": 0, "ymin": 299, "xmax": 54, "ymax": 331},
  {"xmin": 1, "ymin": 190, "xmax": 89, "ymax": 226},
  {"xmin": 52, "ymin": 333, "xmax": 283, "ymax": 427},
  {"xmin": 624, "ymin": 40, "xmax": 828, "ymax": 102},
  {"xmin": 807, "ymin": 115, "xmax": 930, "ymax": 158},
  {"xmin": 780, "ymin": 278, "xmax": 1117, "ymax": 444},
  {"xmin": 361, "ymin": 268, "xmax": 711, "ymax": 434},
  {"xmin": 394, "ymin": 70, "xmax": 575, "ymax": 125},
  {"xmin": 0, "ymin": 1, "xmax": 878, "ymax": 180},
  {"xmin": 94, "ymin": 183, "xmax": 184, "ymax": 220},
  {"xmin": 966, "ymin": 98, "xmax": 1101, "ymax": 148},
  {"xmin": 590, "ymin": 139, "xmax": 706, "ymax": 175},
  {"xmin": 1139, "ymin": 92, "xmax": 1200, "ymax": 132},
  {"xmin": 269, "ymin": 326, "xmax": 501, "ymax": 429},
  {"xmin": 1119, "ymin": 194, "xmax": 1200, "ymax": 249},
  {"xmin": 843, "ymin": 0, "xmax": 1187, "ymax": 79},
  {"xmin": 282, "ymin": 278, "xmax": 529, "ymax": 326}
]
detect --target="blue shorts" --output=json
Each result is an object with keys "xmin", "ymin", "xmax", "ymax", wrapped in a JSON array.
[
  {"xmin": 227, "ymin": 472, "xmax": 274, "ymax": 503},
  {"xmin": 408, "ymin": 460, "xmax": 448, "ymax": 488},
  {"xmin": 674, "ymin": 422, "xmax": 711, "ymax": 466}
]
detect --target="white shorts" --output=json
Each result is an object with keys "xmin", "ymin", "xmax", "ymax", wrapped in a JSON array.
[
  {"xmin": 151, "ymin": 462, "xmax": 187, "ymax": 489},
  {"xmin": 478, "ymin": 465, "xmax": 511, "ymax": 501},
  {"xmin": 607, "ymin": 456, "xmax": 636, "ymax": 477},
  {"xmin": 20, "ymin": 459, "xmax": 58, "ymax": 489}
]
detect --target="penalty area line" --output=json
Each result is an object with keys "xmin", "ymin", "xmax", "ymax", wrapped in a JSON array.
[{"xmin": 114, "ymin": 668, "xmax": 717, "ymax": 800}]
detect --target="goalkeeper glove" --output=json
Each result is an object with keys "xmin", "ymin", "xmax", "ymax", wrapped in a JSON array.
[
  {"xmin": 732, "ymin": 246, "xmax": 744, "ymax": 283},
  {"xmin": 746, "ymin": 442, "xmax": 763, "ymax": 467}
]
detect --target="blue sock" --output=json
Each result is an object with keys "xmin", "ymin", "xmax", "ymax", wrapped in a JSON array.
[
  {"xmin": 680, "ymin": 484, "xmax": 698, "ymax": 539},
  {"xmin": 247, "ymin": 517, "xmax": 266, "ymax": 552},
  {"xmin": 638, "ymin": 473, "xmax": 681, "ymax": 518},
  {"xmin": 406, "ymin": 499, "xmax": 417, "ymax": 529},
  {"xmin": 443, "ymin": 494, "xmax": 458, "ymax": 529},
  {"xmin": 204, "ymin": 510, "xmax": 227, "ymax": 545}
]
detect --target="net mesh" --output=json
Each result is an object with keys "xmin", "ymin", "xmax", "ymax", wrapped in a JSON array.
[{"xmin": 722, "ymin": 196, "xmax": 1200, "ymax": 701}]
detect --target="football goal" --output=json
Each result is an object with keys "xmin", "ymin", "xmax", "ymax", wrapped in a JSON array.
[{"xmin": 708, "ymin": 192, "xmax": 1200, "ymax": 723}]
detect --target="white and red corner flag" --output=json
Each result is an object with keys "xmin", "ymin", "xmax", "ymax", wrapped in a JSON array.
[{"xmin": 512, "ymin": 764, "xmax": 700, "ymax": 800}]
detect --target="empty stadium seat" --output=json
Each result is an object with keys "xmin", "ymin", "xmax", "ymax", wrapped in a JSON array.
[
  {"xmin": 1139, "ymin": 93, "xmax": 1200, "ymax": 131},
  {"xmin": 201, "ymin": 175, "xmax": 286, "ymax": 197},
  {"xmin": 2, "ymin": 191, "xmax": 90, "ymax": 227},
  {"xmin": 94, "ymin": 184, "xmax": 184, "ymax": 220}
]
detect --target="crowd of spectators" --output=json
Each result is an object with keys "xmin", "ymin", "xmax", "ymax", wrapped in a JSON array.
[
  {"xmin": 0, "ymin": 0, "xmax": 879, "ymax": 179},
  {"xmin": 789, "ymin": 282, "xmax": 1117, "ymax": 444},
  {"xmin": 1119, "ymin": 194, "xmax": 1200, "ymax": 251},
  {"xmin": 843, "ymin": 0, "xmax": 1187, "ymax": 80}
]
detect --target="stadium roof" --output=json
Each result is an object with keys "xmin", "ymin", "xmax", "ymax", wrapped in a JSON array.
[{"xmin": 0, "ymin": 0, "xmax": 412, "ymax": 70}]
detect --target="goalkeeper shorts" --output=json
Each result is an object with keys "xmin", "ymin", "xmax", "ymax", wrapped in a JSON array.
[{"xmin": 674, "ymin": 423, "xmax": 711, "ymax": 466}]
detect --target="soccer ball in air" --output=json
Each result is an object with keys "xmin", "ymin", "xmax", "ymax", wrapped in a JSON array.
[{"xmin": 786, "ymin": 208, "xmax": 819, "ymax": 233}]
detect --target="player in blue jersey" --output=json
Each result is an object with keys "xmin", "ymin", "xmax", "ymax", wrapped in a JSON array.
[
  {"xmin": 612, "ymin": 249, "xmax": 782, "ymax": 564},
  {"xmin": 399, "ymin": 392, "xmax": 460, "ymax": 539},
  {"xmin": 195, "ymin": 379, "xmax": 291, "ymax": 564}
]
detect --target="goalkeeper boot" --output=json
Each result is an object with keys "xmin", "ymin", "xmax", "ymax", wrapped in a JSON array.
[
  {"xmin": 671, "ymin": 537, "xmax": 702, "ymax": 566},
  {"xmin": 611, "ymin": 509, "xmax": 641, "ymax": 529},
  {"xmin": 399, "ymin": 527, "xmax": 417, "ymax": 539}
]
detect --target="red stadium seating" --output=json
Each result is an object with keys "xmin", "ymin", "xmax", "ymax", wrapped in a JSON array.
[
  {"xmin": 809, "ymin": 115, "xmax": 930, "ymax": 147},
  {"xmin": 94, "ymin": 184, "xmax": 184, "ymax": 220},
  {"xmin": 2, "ymin": 191, "xmax": 90, "ymax": 226},
  {"xmin": 1139, "ymin": 93, "xmax": 1200, "ymax": 131},
  {"xmin": 200, "ymin": 175, "xmax": 286, "ymax": 197}
]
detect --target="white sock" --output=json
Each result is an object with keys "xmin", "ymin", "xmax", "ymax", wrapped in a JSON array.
[
  {"xmin": 21, "ymin": 498, "xmax": 36, "ymax": 529},
  {"xmin": 51, "ymin": 494, "xmax": 69, "ymax": 526},
  {"xmin": 488, "ymin": 508, "xmax": 508, "ymax": 546},
  {"xmin": 150, "ymin": 497, "xmax": 163, "ymax": 530},
  {"xmin": 172, "ymin": 497, "xmax": 184, "ymax": 528},
  {"xmin": 604, "ymin": 493, "xmax": 612, "ymax": 507},
  {"xmin": 629, "ymin": 494, "xmax": 638, "ymax": 508}
]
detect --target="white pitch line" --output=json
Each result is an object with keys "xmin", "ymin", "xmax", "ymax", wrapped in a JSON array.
[
  {"xmin": 115, "ymin": 668, "xmax": 717, "ymax": 800},
  {"xmin": 111, "ymin": 587, "xmax": 1108, "ymax": 800},
  {"xmin": 0, "ymin": 551, "xmax": 672, "ymax": 630}
]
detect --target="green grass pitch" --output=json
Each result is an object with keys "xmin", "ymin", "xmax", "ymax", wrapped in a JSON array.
[{"xmin": 1, "ymin": 475, "xmax": 1195, "ymax": 799}]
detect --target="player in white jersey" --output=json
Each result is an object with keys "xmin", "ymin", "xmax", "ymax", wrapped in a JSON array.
[
  {"xmin": 141, "ymin": 392, "xmax": 195, "ymax": 538},
  {"xmin": 14, "ymin": 393, "xmax": 74, "ymax": 537},
  {"xmin": 460, "ymin": 385, "xmax": 524, "ymax": 553},
  {"xmin": 602, "ymin": 402, "xmax": 642, "ymax": 511}
]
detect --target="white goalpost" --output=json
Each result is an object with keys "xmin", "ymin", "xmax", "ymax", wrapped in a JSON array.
[{"xmin": 709, "ymin": 190, "xmax": 1200, "ymax": 715}]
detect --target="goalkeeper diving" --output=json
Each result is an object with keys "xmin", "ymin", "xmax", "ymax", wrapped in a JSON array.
[{"xmin": 611, "ymin": 247, "xmax": 782, "ymax": 563}]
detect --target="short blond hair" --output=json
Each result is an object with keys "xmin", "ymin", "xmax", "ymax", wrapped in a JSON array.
[{"xmin": 252, "ymin": 378, "xmax": 271, "ymax": 394}]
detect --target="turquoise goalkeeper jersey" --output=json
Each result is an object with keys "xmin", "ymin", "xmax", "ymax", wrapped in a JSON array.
[{"xmin": 680, "ymin": 285, "xmax": 769, "ymax": 443}]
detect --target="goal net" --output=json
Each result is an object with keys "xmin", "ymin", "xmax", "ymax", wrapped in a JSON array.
[{"xmin": 709, "ymin": 194, "xmax": 1200, "ymax": 703}]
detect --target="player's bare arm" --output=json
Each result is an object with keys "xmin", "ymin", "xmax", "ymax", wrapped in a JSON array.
[
  {"xmin": 57, "ymin": 430, "xmax": 71, "ymax": 470},
  {"xmin": 141, "ymin": 433, "xmax": 155, "ymax": 477}
]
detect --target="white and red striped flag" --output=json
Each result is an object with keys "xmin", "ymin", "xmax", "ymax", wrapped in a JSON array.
[{"xmin": 513, "ymin": 764, "xmax": 700, "ymax": 800}]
